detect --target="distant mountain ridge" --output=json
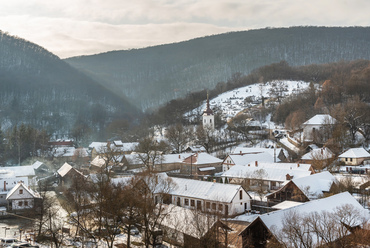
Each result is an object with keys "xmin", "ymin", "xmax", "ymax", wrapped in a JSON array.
[
  {"xmin": 0, "ymin": 31, "xmax": 139, "ymax": 138},
  {"xmin": 65, "ymin": 26, "xmax": 370, "ymax": 111}
]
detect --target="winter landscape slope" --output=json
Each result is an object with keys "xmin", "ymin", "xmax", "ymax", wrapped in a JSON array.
[{"xmin": 65, "ymin": 26, "xmax": 370, "ymax": 110}]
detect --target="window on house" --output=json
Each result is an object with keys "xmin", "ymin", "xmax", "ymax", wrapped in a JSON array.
[
  {"xmin": 345, "ymin": 158, "xmax": 348, "ymax": 162},
  {"xmin": 19, "ymin": 201, "xmax": 23, "ymax": 207},
  {"xmin": 219, "ymin": 204, "xmax": 223, "ymax": 212},
  {"xmin": 206, "ymin": 202, "xmax": 210, "ymax": 209},
  {"xmin": 239, "ymin": 190, "xmax": 243, "ymax": 200},
  {"xmin": 19, "ymin": 189, "xmax": 23, "ymax": 194},
  {"xmin": 212, "ymin": 203, "xmax": 216, "ymax": 210},
  {"xmin": 24, "ymin": 201, "xmax": 28, "ymax": 206},
  {"xmin": 350, "ymin": 158, "xmax": 353, "ymax": 162},
  {"xmin": 184, "ymin": 199, "xmax": 189, "ymax": 206},
  {"xmin": 190, "ymin": 199, "xmax": 195, "ymax": 207},
  {"xmin": 210, "ymin": 119, "xmax": 212, "ymax": 123}
]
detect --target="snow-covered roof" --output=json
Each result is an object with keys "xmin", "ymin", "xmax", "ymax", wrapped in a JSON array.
[
  {"xmin": 303, "ymin": 114, "xmax": 336, "ymax": 125},
  {"xmin": 57, "ymin": 162, "xmax": 73, "ymax": 177},
  {"xmin": 338, "ymin": 147, "xmax": 370, "ymax": 158},
  {"xmin": 221, "ymin": 163, "xmax": 312, "ymax": 182},
  {"xmin": 51, "ymin": 147, "xmax": 88, "ymax": 157},
  {"xmin": 123, "ymin": 154, "xmax": 145, "ymax": 165},
  {"xmin": 198, "ymin": 167, "xmax": 216, "ymax": 172},
  {"xmin": 186, "ymin": 146, "xmax": 207, "ymax": 152},
  {"xmin": 89, "ymin": 142, "xmax": 107, "ymax": 150},
  {"xmin": 31, "ymin": 161, "xmax": 45, "ymax": 170},
  {"xmin": 161, "ymin": 154, "xmax": 188, "ymax": 164},
  {"xmin": 113, "ymin": 140, "xmax": 123, "ymax": 146},
  {"xmin": 6, "ymin": 182, "xmax": 41, "ymax": 200},
  {"xmin": 160, "ymin": 204, "xmax": 220, "ymax": 239},
  {"xmin": 90, "ymin": 156, "xmax": 107, "ymax": 168},
  {"xmin": 183, "ymin": 153, "xmax": 222, "ymax": 165},
  {"xmin": 225, "ymin": 150, "xmax": 281, "ymax": 166},
  {"xmin": 0, "ymin": 177, "xmax": 29, "ymax": 191},
  {"xmin": 290, "ymin": 171, "xmax": 336, "ymax": 199},
  {"xmin": 301, "ymin": 147, "xmax": 334, "ymax": 160},
  {"xmin": 170, "ymin": 177, "xmax": 249, "ymax": 203},
  {"xmin": 0, "ymin": 166, "xmax": 36, "ymax": 178},
  {"xmin": 253, "ymin": 192, "xmax": 369, "ymax": 245},
  {"xmin": 272, "ymin": 201, "xmax": 304, "ymax": 210},
  {"xmin": 89, "ymin": 141, "xmax": 138, "ymax": 152},
  {"xmin": 111, "ymin": 176, "xmax": 133, "ymax": 186}
]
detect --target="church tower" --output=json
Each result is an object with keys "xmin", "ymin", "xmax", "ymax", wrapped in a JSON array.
[{"xmin": 202, "ymin": 92, "xmax": 214, "ymax": 130}]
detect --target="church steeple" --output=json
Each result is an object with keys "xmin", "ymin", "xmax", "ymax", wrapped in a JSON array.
[
  {"xmin": 202, "ymin": 91, "xmax": 214, "ymax": 130},
  {"xmin": 203, "ymin": 91, "xmax": 213, "ymax": 115}
]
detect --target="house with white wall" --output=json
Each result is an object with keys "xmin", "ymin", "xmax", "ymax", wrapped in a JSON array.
[
  {"xmin": 222, "ymin": 147, "xmax": 287, "ymax": 172},
  {"xmin": 0, "ymin": 177, "xmax": 29, "ymax": 206},
  {"xmin": 167, "ymin": 177, "xmax": 251, "ymax": 216},
  {"xmin": 302, "ymin": 114, "xmax": 336, "ymax": 142},
  {"xmin": 338, "ymin": 147, "xmax": 370, "ymax": 166},
  {"xmin": 6, "ymin": 182, "xmax": 41, "ymax": 212}
]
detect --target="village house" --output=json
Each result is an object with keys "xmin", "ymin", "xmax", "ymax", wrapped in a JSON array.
[
  {"xmin": 31, "ymin": 161, "xmax": 51, "ymax": 177},
  {"xmin": 57, "ymin": 162, "xmax": 86, "ymax": 187},
  {"xmin": 6, "ymin": 182, "xmax": 42, "ymax": 213},
  {"xmin": 338, "ymin": 147, "xmax": 370, "ymax": 166},
  {"xmin": 165, "ymin": 176, "xmax": 252, "ymax": 216},
  {"xmin": 302, "ymin": 114, "xmax": 336, "ymax": 142},
  {"xmin": 180, "ymin": 153, "xmax": 223, "ymax": 175},
  {"xmin": 88, "ymin": 141, "xmax": 138, "ymax": 160},
  {"xmin": 49, "ymin": 146, "xmax": 89, "ymax": 164},
  {"xmin": 240, "ymin": 192, "xmax": 369, "ymax": 248},
  {"xmin": 221, "ymin": 161, "xmax": 313, "ymax": 191},
  {"xmin": 266, "ymin": 171, "xmax": 337, "ymax": 203},
  {"xmin": 160, "ymin": 204, "xmax": 231, "ymax": 247},
  {"xmin": 299, "ymin": 146, "xmax": 335, "ymax": 170},
  {"xmin": 0, "ymin": 177, "xmax": 28, "ymax": 206},
  {"xmin": 222, "ymin": 147, "xmax": 287, "ymax": 172}
]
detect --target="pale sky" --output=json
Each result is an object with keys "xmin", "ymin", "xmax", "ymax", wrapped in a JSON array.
[{"xmin": 1, "ymin": 0, "xmax": 369, "ymax": 58}]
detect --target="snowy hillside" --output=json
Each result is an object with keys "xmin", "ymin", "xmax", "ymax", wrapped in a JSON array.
[{"xmin": 185, "ymin": 80, "xmax": 311, "ymax": 125}]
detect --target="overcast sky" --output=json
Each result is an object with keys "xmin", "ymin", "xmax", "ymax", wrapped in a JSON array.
[{"xmin": 1, "ymin": 0, "xmax": 369, "ymax": 58}]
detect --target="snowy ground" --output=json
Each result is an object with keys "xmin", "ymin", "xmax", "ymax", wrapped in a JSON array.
[{"xmin": 185, "ymin": 80, "xmax": 311, "ymax": 123}]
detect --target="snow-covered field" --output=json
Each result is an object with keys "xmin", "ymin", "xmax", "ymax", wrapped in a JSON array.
[{"xmin": 185, "ymin": 80, "xmax": 311, "ymax": 124}]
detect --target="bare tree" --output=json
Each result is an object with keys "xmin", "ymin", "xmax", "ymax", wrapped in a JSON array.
[
  {"xmin": 252, "ymin": 169, "xmax": 268, "ymax": 201},
  {"xmin": 133, "ymin": 172, "xmax": 177, "ymax": 248},
  {"xmin": 195, "ymin": 125, "xmax": 217, "ymax": 153},
  {"xmin": 165, "ymin": 123, "xmax": 191, "ymax": 153},
  {"xmin": 270, "ymin": 204, "xmax": 368, "ymax": 248},
  {"xmin": 268, "ymin": 80, "xmax": 288, "ymax": 104},
  {"xmin": 135, "ymin": 137, "xmax": 168, "ymax": 171}
]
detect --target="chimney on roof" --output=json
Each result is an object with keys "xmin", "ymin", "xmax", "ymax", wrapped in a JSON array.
[
  {"xmin": 240, "ymin": 151, "xmax": 242, "ymax": 154},
  {"xmin": 248, "ymin": 164, "xmax": 250, "ymax": 167},
  {"xmin": 286, "ymin": 174, "xmax": 292, "ymax": 180},
  {"xmin": 297, "ymin": 163, "xmax": 300, "ymax": 167},
  {"xmin": 321, "ymin": 148, "xmax": 323, "ymax": 155},
  {"xmin": 255, "ymin": 161, "xmax": 258, "ymax": 167},
  {"xmin": 179, "ymin": 154, "xmax": 181, "ymax": 159},
  {"xmin": 3, "ymin": 181, "xmax": 5, "ymax": 191}
]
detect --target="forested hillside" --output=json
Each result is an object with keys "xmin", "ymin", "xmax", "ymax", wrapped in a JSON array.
[
  {"xmin": 65, "ymin": 26, "xmax": 370, "ymax": 110},
  {"xmin": 0, "ymin": 31, "xmax": 139, "ymax": 139}
]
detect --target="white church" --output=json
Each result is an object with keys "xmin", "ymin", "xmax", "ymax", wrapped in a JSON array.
[{"xmin": 202, "ymin": 93, "xmax": 214, "ymax": 130}]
